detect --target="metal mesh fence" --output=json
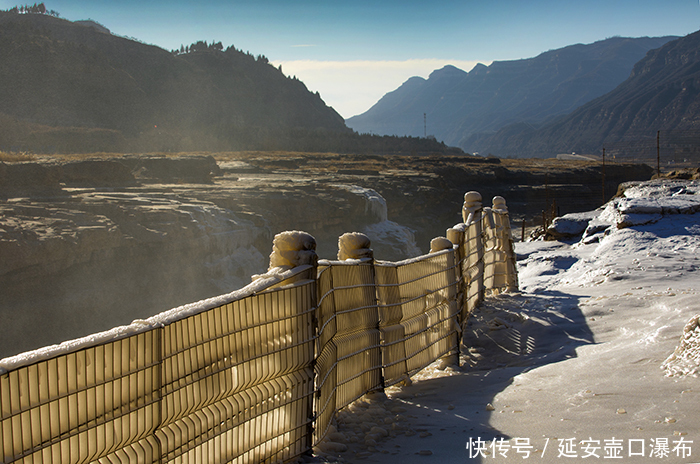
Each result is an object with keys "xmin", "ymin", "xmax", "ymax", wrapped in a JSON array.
[
  {"xmin": 314, "ymin": 260, "xmax": 382, "ymax": 444},
  {"xmin": 375, "ymin": 249, "xmax": 460, "ymax": 386},
  {"xmin": 603, "ymin": 130, "xmax": 700, "ymax": 171},
  {"xmin": 1, "ymin": 197, "xmax": 517, "ymax": 464},
  {"xmin": 0, "ymin": 329, "xmax": 161, "ymax": 463}
]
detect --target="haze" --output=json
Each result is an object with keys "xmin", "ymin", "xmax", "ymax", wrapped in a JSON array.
[{"xmin": 3, "ymin": 0, "xmax": 699, "ymax": 117}]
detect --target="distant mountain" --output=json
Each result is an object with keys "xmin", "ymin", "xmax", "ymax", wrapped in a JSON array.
[
  {"xmin": 0, "ymin": 11, "xmax": 351, "ymax": 153},
  {"xmin": 346, "ymin": 36, "xmax": 677, "ymax": 152},
  {"xmin": 466, "ymin": 30, "xmax": 700, "ymax": 157}
]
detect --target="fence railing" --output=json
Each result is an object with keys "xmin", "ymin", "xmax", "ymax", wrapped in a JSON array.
[{"xmin": 0, "ymin": 191, "xmax": 517, "ymax": 464}]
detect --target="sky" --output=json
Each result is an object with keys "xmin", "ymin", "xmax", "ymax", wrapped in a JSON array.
[{"xmin": 6, "ymin": 0, "xmax": 700, "ymax": 118}]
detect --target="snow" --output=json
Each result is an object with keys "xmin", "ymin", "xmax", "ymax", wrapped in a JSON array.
[{"xmin": 307, "ymin": 178, "xmax": 700, "ymax": 464}]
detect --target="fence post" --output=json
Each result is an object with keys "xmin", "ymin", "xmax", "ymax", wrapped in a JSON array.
[
  {"xmin": 430, "ymin": 237, "xmax": 461, "ymax": 368},
  {"xmin": 461, "ymin": 191, "xmax": 484, "ymax": 322},
  {"xmin": 267, "ymin": 230, "xmax": 319, "ymax": 456},
  {"xmin": 492, "ymin": 196, "xmax": 518, "ymax": 292}
]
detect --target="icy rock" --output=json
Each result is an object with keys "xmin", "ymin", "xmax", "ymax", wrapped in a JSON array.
[
  {"xmin": 662, "ymin": 315, "xmax": 700, "ymax": 377},
  {"xmin": 546, "ymin": 211, "xmax": 599, "ymax": 239},
  {"xmin": 581, "ymin": 218, "xmax": 612, "ymax": 243},
  {"xmin": 317, "ymin": 441, "xmax": 348, "ymax": 453},
  {"xmin": 327, "ymin": 432, "xmax": 347, "ymax": 442},
  {"xmin": 599, "ymin": 200, "xmax": 662, "ymax": 229}
]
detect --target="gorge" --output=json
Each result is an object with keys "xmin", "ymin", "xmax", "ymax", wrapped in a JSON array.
[{"xmin": 0, "ymin": 153, "xmax": 654, "ymax": 358}]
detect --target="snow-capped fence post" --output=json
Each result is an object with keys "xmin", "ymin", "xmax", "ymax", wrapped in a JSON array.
[
  {"xmin": 314, "ymin": 233, "xmax": 383, "ymax": 446},
  {"xmin": 492, "ymin": 196, "xmax": 519, "ymax": 292},
  {"xmin": 460, "ymin": 191, "xmax": 485, "ymax": 324},
  {"xmin": 430, "ymin": 237, "xmax": 461, "ymax": 368},
  {"xmin": 268, "ymin": 231, "xmax": 318, "ymax": 449}
]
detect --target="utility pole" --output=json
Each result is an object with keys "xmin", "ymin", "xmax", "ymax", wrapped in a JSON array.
[
  {"xmin": 602, "ymin": 147, "xmax": 606, "ymax": 204},
  {"xmin": 656, "ymin": 130, "xmax": 661, "ymax": 176},
  {"xmin": 424, "ymin": 113, "xmax": 427, "ymax": 138}
]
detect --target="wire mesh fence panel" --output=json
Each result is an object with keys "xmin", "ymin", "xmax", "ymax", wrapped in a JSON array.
[
  {"xmin": 0, "ymin": 329, "xmax": 161, "ymax": 464},
  {"xmin": 483, "ymin": 207, "xmax": 518, "ymax": 294},
  {"xmin": 374, "ymin": 264, "xmax": 407, "ymax": 386},
  {"xmin": 157, "ymin": 271, "xmax": 316, "ymax": 464},
  {"xmin": 602, "ymin": 130, "xmax": 700, "ymax": 172},
  {"xmin": 314, "ymin": 264, "xmax": 339, "ymax": 445},
  {"xmin": 314, "ymin": 260, "xmax": 382, "ymax": 445},
  {"xmin": 376, "ymin": 249, "xmax": 460, "ymax": 386}
]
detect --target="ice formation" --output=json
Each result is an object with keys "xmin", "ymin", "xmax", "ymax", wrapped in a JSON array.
[
  {"xmin": 429, "ymin": 236, "xmax": 453, "ymax": 253},
  {"xmin": 331, "ymin": 184, "xmax": 388, "ymax": 223},
  {"xmin": 661, "ymin": 315, "xmax": 700, "ymax": 377},
  {"xmin": 462, "ymin": 191, "xmax": 483, "ymax": 224},
  {"xmin": 337, "ymin": 232, "xmax": 373, "ymax": 260},
  {"xmin": 267, "ymin": 230, "xmax": 318, "ymax": 270}
]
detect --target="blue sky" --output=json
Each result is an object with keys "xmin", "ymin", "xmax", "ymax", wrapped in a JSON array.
[{"xmin": 5, "ymin": 0, "xmax": 700, "ymax": 117}]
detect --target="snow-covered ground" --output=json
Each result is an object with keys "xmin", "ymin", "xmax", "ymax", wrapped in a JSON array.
[{"xmin": 310, "ymin": 179, "xmax": 700, "ymax": 463}]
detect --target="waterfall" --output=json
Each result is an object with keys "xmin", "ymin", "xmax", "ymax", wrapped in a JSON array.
[{"xmin": 331, "ymin": 184, "xmax": 422, "ymax": 260}]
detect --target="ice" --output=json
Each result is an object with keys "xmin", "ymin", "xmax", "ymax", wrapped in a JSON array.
[
  {"xmin": 267, "ymin": 230, "xmax": 318, "ymax": 270},
  {"xmin": 329, "ymin": 183, "xmax": 422, "ymax": 260},
  {"xmin": 331, "ymin": 184, "xmax": 388, "ymax": 222},
  {"xmin": 337, "ymin": 232, "xmax": 373, "ymax": 260},
  {"xmin": 662, "ymin": 315, "xmax": 700, "ymax": 377},
  {"xmin": 362, "ymin": 219, "xmax": 422, "ymax": 259}
]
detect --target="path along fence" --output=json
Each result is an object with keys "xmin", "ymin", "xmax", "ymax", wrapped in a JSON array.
[{"xmin": 0, "ymin": 191, "xmax": 518, "ymax": 464}]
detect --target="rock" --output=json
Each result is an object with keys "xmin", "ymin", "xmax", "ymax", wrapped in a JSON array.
[
  {"xmin": 546, "ymin": 211, "xmax": 600, "ymax": 240},
  {"xmin": 60, "ymin": 160, "xmax": 136, "ymax": 187},
  {"xmin": 125, "ymin": 155, "xmax": 221, "ymax": 183},
  {"xmin": 317, "ymin": 441, "xmax": 347, "ymax": 453},
  {"xmin": 0, "ymin": 162, "xmax": 62, "ymax": 197}
]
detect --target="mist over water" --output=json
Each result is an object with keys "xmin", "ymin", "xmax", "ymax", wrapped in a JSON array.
[{"xmin": 0, "ymin": 176, "xmax": 422, "ymax": 359}]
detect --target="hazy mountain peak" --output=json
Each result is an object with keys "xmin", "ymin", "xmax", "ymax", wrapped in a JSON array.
[
  {"xmin": 347, "ymin": 35, "xmax": 678, "ymax": 147},
  {"xmin": 428, "ymin": 65, "xmax": 468, "ymax": 80}
]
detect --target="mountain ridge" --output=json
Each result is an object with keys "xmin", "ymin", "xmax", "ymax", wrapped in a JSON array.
[
  {"xmin": 0, "ymin": 11, "xmax": 460, "ymax": 155},
  {"xmin": 346, "ymin": 36, "xmax": 678, "ymax": 151},
  {"xmin": 465, "ymin": 30, "xmax": 700, "ymax": 157}
]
